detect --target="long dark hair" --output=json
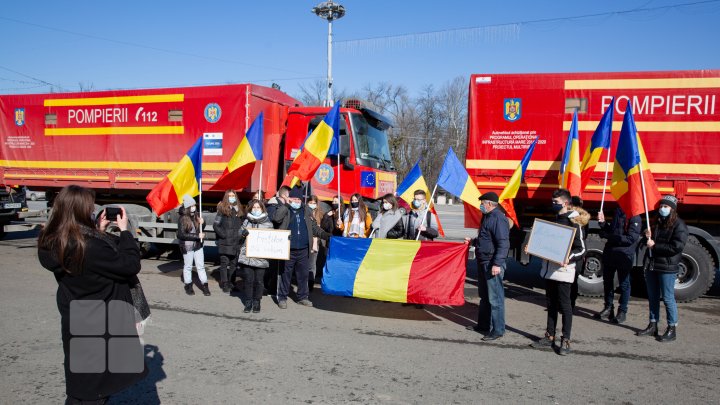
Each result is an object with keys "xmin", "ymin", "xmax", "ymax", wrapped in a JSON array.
[
  {"xmin": 653, "ymin": 208, "xmax": 679, "ymax": 230},
  {"xmin": 217, "ymin": 189, "xmax": 243, "ymax": 217},
  {"xmin": 38, "ymin": 185, "xmax": 96, "ymax": 275},
  {"xmin": 380, "ymin": 194, "xmax": 398, "ymax": 213},
  {"xmin": 308, "ymin": 195, "xmax": 323, "ymax": 225},
  {"xmin": 347, "ymin": 193, "xmax": 368, "ymax": 223},
  {"xmin": 180, "ymin": 201, "xmax": 200, "ymax": 233}
]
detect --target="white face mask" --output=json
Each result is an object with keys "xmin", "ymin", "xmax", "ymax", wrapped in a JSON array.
[
  {"xmin": 190, "ymin": 206, "xmax": 196, "ymax": 213},
  {"xmin": 308, "ymin": 203, "xmax": 317, "ymax": 210},
  {"xmin": 251, "ymin": 209, "xmax": 263, "ymax": 217},
  {"xmin": 383, "ymin": 202, "xmax": 392, "ymax": 211}
]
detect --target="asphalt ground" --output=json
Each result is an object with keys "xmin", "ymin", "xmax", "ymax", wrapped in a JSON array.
[{"xmin": 2, "ymin": 205, "xmax": 720, "ymax": 404}]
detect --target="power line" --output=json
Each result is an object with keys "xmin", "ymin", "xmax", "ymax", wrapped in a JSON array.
[
  {"xmin": 0, "ymin": 65, "xmax": 68, "ymax": 91},
  {"xmin": 336, "ymin": 0, "xmax": 720, "ymax": 52},
  {"xmin": 0, "ymin": 16, "xmax": 317, "ymax": 77}
]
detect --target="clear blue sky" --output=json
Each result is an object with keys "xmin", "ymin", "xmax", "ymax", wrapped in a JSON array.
[{"xmin": 1, "ymin": 0, "xmax": 719, "ymax": 99}]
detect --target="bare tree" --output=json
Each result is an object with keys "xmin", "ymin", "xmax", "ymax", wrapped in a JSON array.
[
  {"xmin": 78, "ymin": 81, "xmax": 94, "ymax": 92},
  {"xmin": 296, "ymin": 79, "xmax": 351, "ymax": 107}
]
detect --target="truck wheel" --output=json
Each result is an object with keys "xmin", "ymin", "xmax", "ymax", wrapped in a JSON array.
[
  {"xmin": 673, "ymin": 237, "xmax": 716, "ymax": 303},
  {"xmin": 577, "ymin": 234, "xmax": 616, "ymax": 297}
]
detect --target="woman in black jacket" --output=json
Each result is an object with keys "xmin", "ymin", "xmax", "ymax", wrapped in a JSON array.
[
  {"xmin": 38, "ymin": 185, "xmax": 147, "ymax": 404},
  {"xmin": 321, "ymin": 195, "xmax": 345, "ymax": 236},
  {"xmin": 178, "ymin": 195, "xmax": 210, "ymax": 296},
  {"xmin": 213, "ymin": 190, "xmax": 244, "ymax": 293},
  {"xmin": 637, "ymin": 195, "xmax": 688, "ymax": 342}
]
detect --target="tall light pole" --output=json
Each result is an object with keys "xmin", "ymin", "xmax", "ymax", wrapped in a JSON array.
[{"xmin": 312, "ymin": 1, "xmax": 345, "ymax": 107}]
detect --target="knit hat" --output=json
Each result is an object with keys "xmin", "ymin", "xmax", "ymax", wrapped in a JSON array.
[
  {"xmin": 182, "ymin": 195, "xmax": 196, "ymax": 208},
  {"xmin": 659, "ymin": 195, "xmax": 678, "ymax": 210},
  {"xmin": 288, "ymin": 186, "xmax": 305, "ymax": 199},
  {"xmin": 478, "ymin": 191, "xmax": 499, "ymax": 203}
]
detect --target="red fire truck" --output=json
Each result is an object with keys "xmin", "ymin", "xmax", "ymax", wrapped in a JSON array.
[
  {"xmin": 465, "ymin": 70, "xmax": 720, "ymax": 301},
  {"xmin": 0, "ymin": 84, "xmax": 396, "ymax": 244}
]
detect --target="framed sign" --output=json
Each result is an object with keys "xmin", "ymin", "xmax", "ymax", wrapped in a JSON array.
[
  {"xmin": 526, "ymin": 218, "xmax": 576, "ymax": 265},
  {"xmin": 245, "ymin": 229, "xmax": 291, "ymax": 260}
]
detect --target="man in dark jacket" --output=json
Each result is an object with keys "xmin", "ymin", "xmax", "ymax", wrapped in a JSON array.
[
  {"xmin": 466, "ymin": 191, "xmax": 509, "ymax": 341},
  {"xmin": 273, "ymin": 185, "xmax": 329, "ymax": 309},
  {"xmin": 595, "ymin": 206, "xmax": 642, "ymax": 323},
  {"xmin": 264, "ymin": 185, "xmax": 290, "ymax": 295}
]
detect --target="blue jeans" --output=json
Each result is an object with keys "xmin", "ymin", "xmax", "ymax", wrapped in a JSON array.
[
  {"xmin": 603, "ymin": 262, "xmax": 631, "ymax": 312},
  {"xmin": 476, "ymin": 261, "xmax": 505, "ymax": 336},
  {"xmin": 645, "ymin": 271, "xmax": 678, "ymax": 326}
]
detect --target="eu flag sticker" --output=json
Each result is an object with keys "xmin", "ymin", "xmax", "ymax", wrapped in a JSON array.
[{"xmin": 360, "ymin": 171, "xmax": 376, "ymax": 187}]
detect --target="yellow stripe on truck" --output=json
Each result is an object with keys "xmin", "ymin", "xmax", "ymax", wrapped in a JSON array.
[
  {"xmin": 0, "ymin": 160, "xmax": 226, "ymax": 171},
  {"xmin": 563, "ymin": 121, "xmax": 720, "ymax": 132},
  {"xmin": 44, "ymin": 94, "xmax": 184, "ymax": 107},
  {"xmin": 564, "ymin": 78, "xmax": 720, "ymax": 90},
  {"xmin": 45, "ymin": 126, "xmax": 185, "ymax": 136}
]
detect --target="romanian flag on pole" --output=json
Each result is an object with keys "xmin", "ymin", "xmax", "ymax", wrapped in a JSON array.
[
  {"xmin": 498, "ymin": 137, "xmax": 538, "ymax": 227},
  {"xmin": 558, "ymin": 111, "xmax": 582, "ymax": 196},
  {"xmin": 611, "ymin": 101, "xmax": 662, "ymax": 218},
  {"xmin": 283, "ymin": 103, "xmax": 340, "ymax": 188},
  {"xmin": 396, "ymin": 161, "xmax": 445, "ymax": 237},
  {"xmin": 580, "ymin": 97, "xmax": 614, "ymax": 193},
  {"xmin": 146, "ymin": 137, "xmax": 202, "ymax": 216},
  {"xmin": 209, "ymin": 112, "xmax": 263, "ymax": 191},
  {"xmin": 436, "ymin": 147, "xmax": 481, "ymax": 210},
  {"xmin": 321, "ymin": 237, "xmax": 468, "ymax": 305}
]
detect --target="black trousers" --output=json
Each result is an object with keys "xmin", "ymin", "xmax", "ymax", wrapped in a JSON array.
[
  {"xmin": 545, "ymin": 279, "xmax": 573, "ymax": 340},
  {"xmin": 219, "ymin": 253, "xmax": 237, "ymax": 284},
  {"xmin": 279, "ymin": 248, "xmax": 309, "ymax": 301},
  {"xmin": 243, "ymin": 265, "xmax": 266, "ymax": 301}
]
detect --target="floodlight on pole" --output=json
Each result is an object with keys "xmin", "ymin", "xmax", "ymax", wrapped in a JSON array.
[{"xmin": 312, "ymin": 1, "xmax": 345, "ymax": 107}]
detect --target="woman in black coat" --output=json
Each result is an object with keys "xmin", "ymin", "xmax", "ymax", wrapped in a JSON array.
[
  {"xmin": 38, "ymin": 185, "xmax": 147, "ymax": 404},
  {"xmin": 637, "ymin": 195, "xmax": 688, "ymax": 342},
  {"xmin": 213, "ymin": 189, "xmax": 244, "ymax": 293}
]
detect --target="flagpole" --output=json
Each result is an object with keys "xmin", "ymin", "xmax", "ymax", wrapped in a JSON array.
[
  {"xmin": 637, "ymin": 160, "xmax": 653, "ymax": 252},
  {"xmin": 258, "ymin": 161, "xmax": 263, "ymax": 201},
  {"xmin": 337, "ymin": 138, "xmax": 342, "ymax": 205},
  {"xmin": 600, "ymin": 145, "xmax": 611, "ymax": 213},
  {"xmin": 416, "ymin": 184, "xmax": 438, "ymax": 241}
]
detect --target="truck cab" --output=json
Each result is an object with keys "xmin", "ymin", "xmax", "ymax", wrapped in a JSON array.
[{"xmin": 0, "ymin": 185, "xmax": 28, "ymax": 239}]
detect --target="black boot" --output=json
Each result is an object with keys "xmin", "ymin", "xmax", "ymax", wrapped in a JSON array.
[
  {"xmin": 636, "ymin": 322, "xmax": 658, "ymax": 337},
  {"xmin": 252, "ymin": 299, "xmax": 261, "ymax": 313},
  {"xmin": 222, "ymin": 282, "xmax": 232, "ymax": 294},
  {"xmin": 184, "ymin": 283, "xmax": 195, "ymax": 296},
  {"xmin": 201, "ymin": 283, "xmax": 211, "ymax": 296},
  {"xmin": 659, "ymin": 325, "xmax": 676, "ymax": 342},
  {"xmin": 243, "ymin": 300, "xmax": 252, "ymax": 313},
  {"xmin": 611, "ymin": 310, "xmax": 627, "ymax": 324},
  {"xmin": 594, "ymin": 305, "xmax": 614, "ymax": 320}
]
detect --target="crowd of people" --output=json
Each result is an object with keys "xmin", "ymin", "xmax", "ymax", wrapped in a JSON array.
[
  {"xmin": 37, "ymin": 184, "xmax": 688, "ymax": 402},
  {"xmin": 179, "ymin": 184, "xmax": 440, "ymax": 311},
  {"xmin": 466, "ymin": 190, "xmax": 688, "ymax": 355}
]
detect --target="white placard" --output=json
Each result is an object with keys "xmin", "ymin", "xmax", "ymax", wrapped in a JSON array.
[
  {"xmin": 526, "ymin": 218, "xmax": 576, "ymax": 265},
  {"xmin": 203, "ymin": 132, "xmax": 223, "ymax": 156},
  {"xmin": 245, "ymin": 229, "xmax": 291, "ymax": 260}
]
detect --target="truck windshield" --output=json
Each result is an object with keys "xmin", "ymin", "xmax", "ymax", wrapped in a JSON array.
[{"xmin": 349, "ymin": 113, "xmax": 393, "ymax": 170}]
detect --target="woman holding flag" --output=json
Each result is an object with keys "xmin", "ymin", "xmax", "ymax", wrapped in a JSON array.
[
  {"xmin": 370, "ymin": 194, "xmax": 405, "ymax": 239},
  {"xmin": 178, "ymin": 195, "xmax": 210, "ymax": 296},
  {"xmin": 213, "ymin": 190, "xmax": 244, "ymax": 293},
  {"xmin": 341, "ymin": 193, "xmax": 372, "ymax": 238}
]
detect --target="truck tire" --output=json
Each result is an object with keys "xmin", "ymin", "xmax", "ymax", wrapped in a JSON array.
[
  {"xmin": 673, "ymin": 237, "xmax": 716, "ymax": 303},
  {"xmin": 577, "ymin": 234, "xmax": 616, "ymax": 297}
]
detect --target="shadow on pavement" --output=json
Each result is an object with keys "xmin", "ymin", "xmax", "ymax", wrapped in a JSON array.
[{"xmin": 109, "ymin": 344, "xmax": 166, "ymax": 405}]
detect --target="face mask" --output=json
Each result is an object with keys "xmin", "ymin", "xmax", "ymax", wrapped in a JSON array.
[
  {"xmin": 383, "ymin": 202, "xmax": 392, "ymax": 211},
  {"xmin": 290, "ymin": 202, "xmax": 302, "ymax": 210},
  {"xmin": 412, "ymin": 199, "xmax": 424, "ymax": 209},
  {"xmin": 251, "ymin": 209, "xmax": 263, "ymax": 217},
  {"xmin": 308, "ymin": 203, "xmax": 317, "ymax": 210},
  {"xmin": 659, "ymin": 207, "xmax": 671, "ymax": 217},
  {"xmin": 479, "ymin": 204, "xmax": 488, "ymax": 214},
  {"xmin": 551, "ymin": 203, "xmax": 564, "ymax": 213},
  {"xmin": 190, "ymin": 206, "xmax": 196, "ymax": 213},
  {"xmin": 331, "ymin": 203, "xmax": 339, "ymax": 210},
  {"xmin": 228, "ymin": 197, "xmax": 236, "ymax": 204},
  {"xmin": 351, "ymin": 201, "xmax": 359, "ymax": 209}
]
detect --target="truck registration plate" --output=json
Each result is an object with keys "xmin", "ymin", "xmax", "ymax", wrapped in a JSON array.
[{"xmin": 3, "ymin": 203, "xmax": 21, "ymax": 209}]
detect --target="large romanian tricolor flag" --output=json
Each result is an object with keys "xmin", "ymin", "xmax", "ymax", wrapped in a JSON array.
[
  {"xmin": 321, "ymin": 237, "xmax": 468, "ymax": 305},
  {"xmin": 580, "ymin": 97, "xmax": 614, "ymax": 193},
  {"xmin": 436, "ymin": 147, "xmax": 481, "ymax": 210},
  {"xmin": 498, "ymin": 137, "xmax": 538, "ymax": 227},
  {"xmin": 146, "ymin": 137, "xmax": 202, "ymax": 216},
  {"xmin": 558, "ymin": 111, "xmax": 582, "ymax": 196},
  {"xmin": 396, "ymin": 160, "xmax": 445, "ymax": 237},
  {"xmin": 611, "ymin": 101, "xmax": 662, "ymax": 218},
  {"xmin": 209, "ymin": 112, "xmax": 263, "ymax": 191},
  {"xmin": 283, "ymin": 103, "xmax": 340, "ymax": 188}
]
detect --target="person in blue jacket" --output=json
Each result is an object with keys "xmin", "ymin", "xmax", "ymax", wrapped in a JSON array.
[{"xmin": 465, "ymin": 191, "xmax": 509, "ymax": 341}]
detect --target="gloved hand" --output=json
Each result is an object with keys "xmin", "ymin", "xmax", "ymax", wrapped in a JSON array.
[{"xmin": 242, "ymin": 229, "xmax": 250, "ymax": 237}]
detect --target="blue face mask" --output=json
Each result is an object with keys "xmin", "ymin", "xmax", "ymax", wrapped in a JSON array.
[
  {"xmin": 228, "ymin": 197, "xmax": 237, "ymax": 204},
  {"xmin": 659, "ymin": 207, "xmax": 671, "ymax": 217},
  {"xmin": 479, "ymin": 204, "xmax": 488, "ymax": 214},
  {"xmin": 290, "ymin": 202, "xmax": 302, "ymax": 210}
]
